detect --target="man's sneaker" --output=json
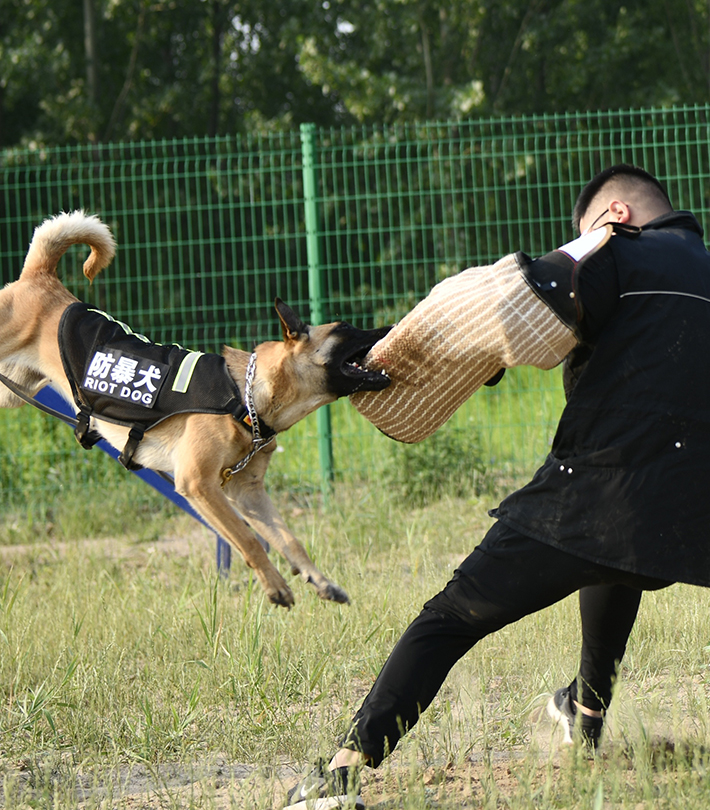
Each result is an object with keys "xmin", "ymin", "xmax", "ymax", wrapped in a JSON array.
[
  {"xmin": 283, "ymin": 759, "xmax": 364, "ymax": 810},
  {"xmin": 546, "ymin": 687, "xmax": 603, "ymax": 748}
]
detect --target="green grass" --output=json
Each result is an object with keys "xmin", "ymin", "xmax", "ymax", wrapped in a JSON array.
[{"xmin": 1, "ymin": 479, "xmax": 710, "ymax": 808}]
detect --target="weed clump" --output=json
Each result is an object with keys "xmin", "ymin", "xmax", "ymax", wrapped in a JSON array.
[{"xmin": 382, "ymin": 424, "xmax": 489, "ymax": 506}]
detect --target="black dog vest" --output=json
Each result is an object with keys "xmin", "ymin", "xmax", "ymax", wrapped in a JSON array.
[{"xmin": 58, "ymin": 302, "xmax": 254, "ymax": 469}]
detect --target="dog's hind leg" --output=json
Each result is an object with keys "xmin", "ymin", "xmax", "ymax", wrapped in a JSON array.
[
  {"xmin": 225, "ymin": 445, "xmax": 350, "ymax": 604},
  {"xmin": 0, "ymin": 364, "xmax": 49, "ymax": 408}
]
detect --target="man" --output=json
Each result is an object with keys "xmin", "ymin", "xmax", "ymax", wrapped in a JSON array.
[{"xmin": 284, "ymin": 165, "xmax": 710, "ymax": 810}]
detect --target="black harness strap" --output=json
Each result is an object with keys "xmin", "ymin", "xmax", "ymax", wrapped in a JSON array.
[
  {"xmin": 0, "ymin": 368, "xmax": 275, "ymax": 473},
  {"xmin": 0, "ymin": 370, "xmax": 185, "ymax": 487},
  {"xmin": 119, "ymin": 426, "xmax": 146, "ymax": 470},
  {"xmin": 56, "ymin": 302, "xmax": 273, "ymax": 470},
  {"xmin": 3, "ymin": 304, "xmax": 279, "ymax": 475},
  {"xmin": 64, "ymin": 375, "xmax": 156, "ymax": 469},
  {"xmin": 74, "ymin": 406, "xmax": 103, "ymax": 449}
]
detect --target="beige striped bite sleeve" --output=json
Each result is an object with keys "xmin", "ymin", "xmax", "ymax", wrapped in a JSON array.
[{"xmin": 350, "ymin": 253, "xmax": 577, "ymax": 443}]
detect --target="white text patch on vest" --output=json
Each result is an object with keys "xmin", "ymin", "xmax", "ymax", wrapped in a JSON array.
[{"xmin": 81, "ymin": 347, "xmax": 170, "ymax": 409}]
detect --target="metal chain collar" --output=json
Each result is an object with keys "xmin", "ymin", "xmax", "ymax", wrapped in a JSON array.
[{"xmin": 221, "ymin": 352, "xmax": 275, "ymax": 485}]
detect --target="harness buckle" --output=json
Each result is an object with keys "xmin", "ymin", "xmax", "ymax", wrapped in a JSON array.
[{"xmin": 75, "ymin": 409, "xmax": 102, "ymax": 449}]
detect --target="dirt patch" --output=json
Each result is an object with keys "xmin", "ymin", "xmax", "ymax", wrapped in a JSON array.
[
  {"xmin": 0, "ymin": 519, "xmax": 214, "ymax": 567},
  {"xmin": 0, "ymin": 754, "xmax": 554, "ymax": 809},
  {"xmin": 0, "ymin": 757, "xmax": 291, "ymax": 809},
  {"xmin": 0, "ymin": 721, "xmax": 702, "ymax": 808}
]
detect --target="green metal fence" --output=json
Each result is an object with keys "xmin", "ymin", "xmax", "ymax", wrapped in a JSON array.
[{"xmin": 2, "ymin": 105, "xmax": 710, "ymax": 512}]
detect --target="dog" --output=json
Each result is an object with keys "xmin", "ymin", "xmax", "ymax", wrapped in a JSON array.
[{"xmin": 0, "ymin": 211, "xmax": 390, "ymax": 608}]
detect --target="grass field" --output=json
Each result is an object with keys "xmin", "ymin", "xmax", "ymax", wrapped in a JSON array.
[{"xmin": 1, "ymin": 476, "xmax": 710, "ymax": 809}]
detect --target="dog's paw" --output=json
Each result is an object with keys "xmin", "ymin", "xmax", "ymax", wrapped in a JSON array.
[
  {"xmin": 265, "ymin": 580, "xmax": 296, "ymax": 609},
  {"xmin": 318, "ymin": 582, "xmax": 350, "ymax": 604},
  {"xmin": 302, "ymin": 571, "xmax": 350, "ymax": 604}
]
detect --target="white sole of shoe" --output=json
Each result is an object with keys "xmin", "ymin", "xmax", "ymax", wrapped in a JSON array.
[
  {"xmin": 546, "ymin": 694, "xmax": 574, "ymax": 744},
  {"xmin": 283, "ymin": 796, "xmax": 365, "ymax": 810}
]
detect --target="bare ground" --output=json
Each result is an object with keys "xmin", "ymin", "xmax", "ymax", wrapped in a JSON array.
[
  {"xmin": 2, "ymin": 741, "xmax": 692, "ymax": 809},
  {"xmin": 0, "ymin": 751, "xmax": 566, "ymax": 809}
]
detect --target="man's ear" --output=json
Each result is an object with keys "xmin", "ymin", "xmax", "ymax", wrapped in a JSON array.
[
  {"xmin": 609, "ymin": 199, "xmax": 631, "ymax": 224},
  {"xmin": 275, "ymin": 298, "xmax": 308, "ymax": 341}
]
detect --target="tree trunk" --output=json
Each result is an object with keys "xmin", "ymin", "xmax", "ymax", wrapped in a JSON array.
[
  {"xmin": 84, "ymin": 0, "xmax": 98, "ymax": 141},
  {"xmin": 209, "ymin": 1, "xmax": 225, "ymax": 137}
]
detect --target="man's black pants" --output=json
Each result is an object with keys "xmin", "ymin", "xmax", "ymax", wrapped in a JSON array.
[{"xmin": 342, "ymin": 520, "xmax": 671, "ymax": 767}]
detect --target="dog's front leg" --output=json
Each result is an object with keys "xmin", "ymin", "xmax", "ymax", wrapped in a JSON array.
[
  {"xmin": 225, "ymin": 447, "xmax": 350, "ymax": 604},
  {"xmin": 174, "ymin": 465, "xmax": 295, "ymax": 609}
]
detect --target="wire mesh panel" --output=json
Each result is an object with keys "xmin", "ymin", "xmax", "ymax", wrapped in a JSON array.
[
  {"xmin": 0, "ymin": 133, "xmax": 315, "ymax": 513},
  {"xmin": 1, "ymin": 105, "xmax": 710, "ymax": 514},
  {"xmin": 310, "ymin": 106, "xmax": 710, "ymax": 482},
  {"xmin": 0, "ymin": 134, "xmax": 310, "ymax": 348}
]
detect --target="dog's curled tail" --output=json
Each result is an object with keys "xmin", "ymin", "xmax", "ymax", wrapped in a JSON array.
[{"xmin": 21, "ymin": 210, "xmax": 116, "ymax": 284}]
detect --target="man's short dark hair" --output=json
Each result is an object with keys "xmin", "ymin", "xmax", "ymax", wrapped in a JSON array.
[{"xmin": 572, "ymin": 164, "xmax": 672, "ymax": 232}]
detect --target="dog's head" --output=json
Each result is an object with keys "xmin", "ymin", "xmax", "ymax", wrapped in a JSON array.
[
  {"xmin": 234, "ymin": 299, "xmax": 391, "ymax": 432},
  {"xmin": 274, "ymin": 298, "xmax": 391, "ymax": 398}
]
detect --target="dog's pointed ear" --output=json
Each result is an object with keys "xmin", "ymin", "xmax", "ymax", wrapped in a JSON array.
[{"xmin": 275, "ymin": 298, "xmax": 308, "ymax": 341}]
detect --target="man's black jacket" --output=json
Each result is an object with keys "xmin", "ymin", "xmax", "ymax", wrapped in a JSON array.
[{"xmin": 494, "ymin": 212, "xmax": 710, "ymax": 586}]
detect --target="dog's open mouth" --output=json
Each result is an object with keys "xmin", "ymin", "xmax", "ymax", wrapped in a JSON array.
[
  {"xmin": 341, "ymin": 347, "xmax": 391, "ymax": 390},
  {"xmin": 328, "ymin": 324, "xmax": 392, "ymax": 396}
]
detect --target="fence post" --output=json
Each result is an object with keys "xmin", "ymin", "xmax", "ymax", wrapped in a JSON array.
[{"xmin": 300, "ymin": 122, "xmax": 334, "ymax": 496}]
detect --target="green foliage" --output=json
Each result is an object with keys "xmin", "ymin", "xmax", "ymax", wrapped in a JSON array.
[
  {"xmin": 0, "ymin": 0, "xmax": 352, "ymax": 148},
  {"xmin": 382, "ymin": 424, "xmax": 489, "ymax": 506},
  {"xmin": 3, "ymin": 0, "xmax": 710, "ymax": 147}
]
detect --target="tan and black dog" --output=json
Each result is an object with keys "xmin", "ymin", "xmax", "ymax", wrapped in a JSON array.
[{"xmin": 0, "ymin": 211, "xmax": 390, "ymax": 608}]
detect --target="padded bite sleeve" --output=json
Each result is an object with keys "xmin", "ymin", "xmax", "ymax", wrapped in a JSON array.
[
  {"xmin": 350, "ymin": 226, "xmax": 616, "ymax": 443},
  {"xmin": 349, "ymin": 253, "xmax": 578, "ymax": 443}
]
